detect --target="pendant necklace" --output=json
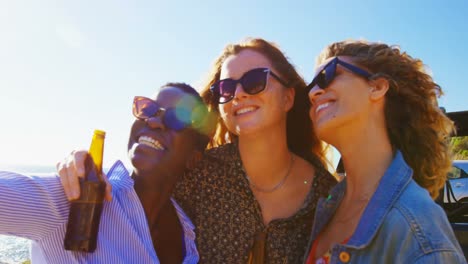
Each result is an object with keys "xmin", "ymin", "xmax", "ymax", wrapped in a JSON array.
[{"xmin": 246, "ymin": 152, "xmax": 295, "ymax": 193}]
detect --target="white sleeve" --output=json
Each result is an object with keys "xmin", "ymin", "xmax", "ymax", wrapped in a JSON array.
[{"xmin": 0, "ymin": 171, "xmax": 69, "ymax": 241}]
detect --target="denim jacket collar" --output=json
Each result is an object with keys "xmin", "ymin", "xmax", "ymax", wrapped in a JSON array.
[{"xmin": 310, "ymin": 151, "xmax": 413, "ymax": 249}]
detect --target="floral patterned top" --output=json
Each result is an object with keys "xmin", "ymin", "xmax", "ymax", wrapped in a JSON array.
[
  {"xmin": 174, "ymin": 143, "xmax": 337, "ymax": 263},
  {"xmin": 306, "ymin": 235, "xmax": 350, "ymax": 264}
]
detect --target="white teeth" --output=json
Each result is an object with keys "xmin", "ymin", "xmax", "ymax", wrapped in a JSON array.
[
  {"xmin": 235, "ymin": 106, "xmax": 256, "ymax": 115},
  {"xmin": 138, "ymin": 136, "xmax": 165, "ymax": 150},
  {"xmin": 316, "ymin": 102, "xmax": 331, "ymax": 113}
]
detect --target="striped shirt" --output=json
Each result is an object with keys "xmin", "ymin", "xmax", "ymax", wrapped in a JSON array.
[{"xmin": 0, "ymin": 160, "xmax": 198, "ymax": 264}]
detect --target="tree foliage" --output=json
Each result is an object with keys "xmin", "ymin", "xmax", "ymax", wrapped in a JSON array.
[{"xmin": 451, "ymin": 136, "xmax": 468, "ymax": 160}]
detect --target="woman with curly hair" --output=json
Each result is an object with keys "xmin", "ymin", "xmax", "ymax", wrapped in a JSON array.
[{"xmin": 304, "ymin": 40, "xmax": 466, "ymax": 263}]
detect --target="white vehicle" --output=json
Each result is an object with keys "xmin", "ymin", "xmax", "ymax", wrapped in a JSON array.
[{"xmin": 447, "ymin": 160, "xmax": 468, "ymax": 202}]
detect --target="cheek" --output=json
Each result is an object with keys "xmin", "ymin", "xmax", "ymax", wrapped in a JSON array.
[
  {"xmin": 268, "ymin": 85, "xmax": 286, "ymax": 102},
  {"xmin": 278, "ymin": 90, "xmax": 291, "ymax": 110},
  {"xmin": 172, "ymin": 134, "xmax": 195, "ymax": 157},
  {"xmin": 283, "ymin": 88, "xmax": 295, "ymax": 111},
  {"xmin": 344, "ymin": 88, "xmax": 369, "ymax": 109},
  {"xmin": 218, "ymin": 104, "xmax": 231, "ymax": 121},
  {"xmin": 128, "ymin": 121, "xmax": 142, "ymax": 149},
  {"xmin": 268, "ymin": 88, "xmax": 290, "ymax": 114}
]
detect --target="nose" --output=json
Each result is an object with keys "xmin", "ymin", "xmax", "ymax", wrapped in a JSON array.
[
  {"xmin": 308, "ymin": 85, "xmax": 325, "ymax": 106},
  {"xmin": 233, "ymin": 83, "xmax": 248, "ymax": 101},
  {"xmin": 145, "ymin": 111, "xmax": 166, "ymax": 130}
]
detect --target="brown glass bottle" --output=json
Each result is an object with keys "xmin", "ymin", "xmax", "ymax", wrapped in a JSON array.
[{"xmin": 64, "ymin": 130, "xmax": 106, "ymax": 252}]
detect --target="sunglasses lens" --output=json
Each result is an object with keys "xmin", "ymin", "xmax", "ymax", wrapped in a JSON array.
[
  {"xmin": 324, "ymin": 63, "xmax": 336, "ymax": 87},
  {"xmin": 314, "ymin": 62, "xmax": 336, "ymax": 89},
  {"xmin": 215, "ymin": 79, "xmax": 236, "ymax": 104},
  {"xmin": 315, "ymin": 72, "xmax": 326, "ymax": 89},
  {"xmin": 212, "ymin": 68, "xmax": 269, "ymax": 104},
  {"xmin": 133, "ymin": 97, "xmax": 194, "ymax": 131},
  {"xmin": 133, "ymin": 98, "xmax": 157, "ymax": 119},
  {"xmin": 164, "ymin": 107, "xmax": 192, "ymax": 131},
  {"xmin": 242, "ymin": 69, "xmax": 267, "ymax": 95}
]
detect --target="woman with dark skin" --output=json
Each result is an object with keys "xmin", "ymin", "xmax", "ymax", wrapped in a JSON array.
[
  {"xmin": 126, "ymin": 83, "xmax": 211, "ymax": 263},
  {"xmin": 53, "ymin": 82, "xmax": 213, "ymax": 263}
]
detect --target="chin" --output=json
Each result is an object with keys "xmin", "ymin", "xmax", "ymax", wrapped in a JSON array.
[
  {"xmin": 129, "ymin": 147, "xmax": 159, "ymax": 173},
  {"xmin": 314, "ymin": 117, "xmax": 338, "ymax": 138},
  {"xmin": 130, "ymin": 156, "xmax": 158, "ymax": 174},
  {"xmin": 234, "ymin": 118, "xmax": 276, "ymax": 136},
  {"xmin": 234, "ymin": 126, "xmax": 257, "ymax": 136}
]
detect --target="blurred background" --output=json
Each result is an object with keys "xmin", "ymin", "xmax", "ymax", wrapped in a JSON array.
[{"xmin": 1, "ymin": 0, "xmax": 467, "ymax": 170}]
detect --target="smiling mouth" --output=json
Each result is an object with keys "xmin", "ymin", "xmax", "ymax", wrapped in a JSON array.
[
  {"xmin": 235, "ymin": 106, "xmax": 258, "ymax": 116},
  {"xmin": 316, "ymin": 102, "xmax": 331, "ymax": 113},
  {"xmin": 138, "ymin": 136, "xmax": 165, "ymax": 151}
]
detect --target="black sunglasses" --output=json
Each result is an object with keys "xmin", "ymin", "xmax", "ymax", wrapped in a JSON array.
[
  {"xmin": 210, "ymin": 67, "xmax": 289, "ymax": 104},
  {"xmin": 306, "ymin": 57, "xmax": 372, "ymax": 91},
  {"xmin": 132, "ymin": 96, "xmax": 193, "ymax": 131}
]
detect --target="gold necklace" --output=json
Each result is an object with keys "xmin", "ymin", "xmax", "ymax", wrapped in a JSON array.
[{"xmin": 246, "ymin": 153, "xmax": 295, "ymax": 193}]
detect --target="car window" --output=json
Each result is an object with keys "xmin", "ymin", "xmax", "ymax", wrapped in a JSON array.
[
  {"xmin": 450, "ymin": 162, "xmax": 468, "ymax": 179},
  {"xmin": 448, "ymin": 166, "xmax": 462, "ymax": 179},
  {"xmin": 460, "ymin": 166, "xmax": 468, "ymax": 178}
]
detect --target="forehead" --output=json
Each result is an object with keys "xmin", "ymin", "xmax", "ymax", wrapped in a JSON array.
[
  {"xmin": 152, "ymin": 86, "xmax": 197, "ymax": 109},
  {"xmin": 220, "ymin": 49, "xmax": 272, "ymax": 79}
]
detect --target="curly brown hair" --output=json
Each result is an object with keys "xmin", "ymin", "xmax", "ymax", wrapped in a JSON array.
[
  {"xmin": 317, "ymin": 40, "xmax": 455, "ymax": 198},
  {"xmin": 199, "ymin": 38, "xmax": 327, "ymax": 164}
]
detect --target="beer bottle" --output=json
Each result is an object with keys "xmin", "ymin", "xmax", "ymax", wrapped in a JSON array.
[{"xmin": 64, "ymin": 130, "xmax": 106, "ymax": 252}]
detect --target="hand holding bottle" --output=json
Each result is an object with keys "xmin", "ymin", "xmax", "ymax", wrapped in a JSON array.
[
  {"xmin": 63, "ymin": 130, "xmax": 109, "ymax": 252},
  {"xmin": 57, "ymin": 150, "xmax": 113, "ymax": 202}
]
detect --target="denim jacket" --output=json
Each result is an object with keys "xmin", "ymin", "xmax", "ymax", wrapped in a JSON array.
[{"xmin": 304, "ymin": 151, "xmax": 467, "ymax": 263}]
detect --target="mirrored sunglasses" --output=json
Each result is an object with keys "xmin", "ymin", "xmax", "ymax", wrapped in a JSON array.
[{"xmin": 132, "ymin": 96, "xmax": 192, "ymax": 131}]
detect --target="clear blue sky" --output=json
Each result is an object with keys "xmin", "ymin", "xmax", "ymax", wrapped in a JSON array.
[{"xmin": 1, "ymin": 0, "xmax": 467, "ymax": 168}]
